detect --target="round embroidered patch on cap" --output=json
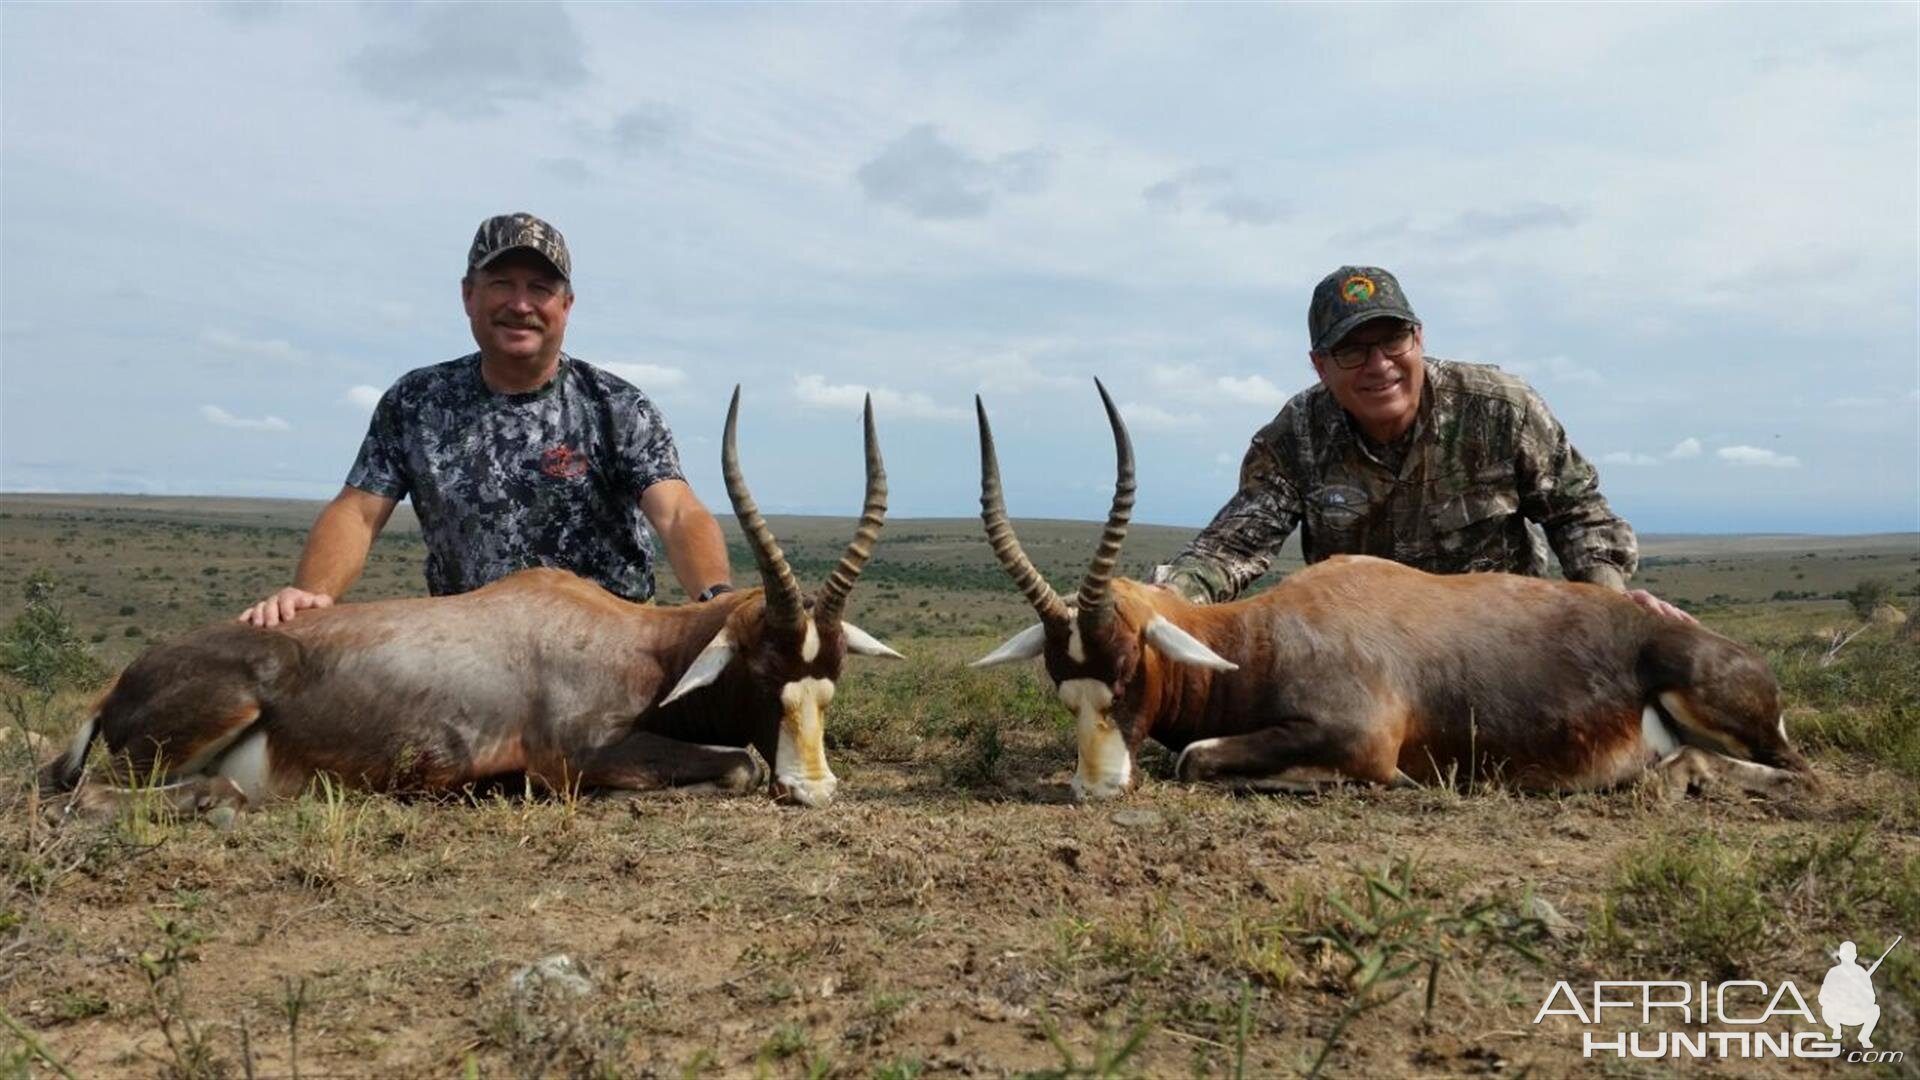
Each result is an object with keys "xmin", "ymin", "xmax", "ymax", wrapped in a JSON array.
[{"xmin": 1341, "ymin": 275, "xmax": 1376, "ymax": 304}]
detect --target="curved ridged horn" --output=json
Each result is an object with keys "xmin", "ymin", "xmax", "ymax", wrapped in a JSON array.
[
  {"xmin": 1075, "ymin": 379, "xmax": 1135, "ymax": 624},
  {"xmin": 723, "ymin": 386, "xmax": 806, "ymax": 631},
  {"xmin": 814, "ymin": 395, "xmax": 886, "ymax": 628},
  {"xmin": 977, "ymin": 395, "xmax": 1071, "ymax": 625}
]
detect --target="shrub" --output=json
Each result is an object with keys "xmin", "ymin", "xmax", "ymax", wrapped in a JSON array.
[
  {"xmin": 1842, "ymin": 578, "xmax": 1894, "ymax": 621},
  {"xmin": 1, "ymin": 571, "xmax": 104, "ymax": 694}
]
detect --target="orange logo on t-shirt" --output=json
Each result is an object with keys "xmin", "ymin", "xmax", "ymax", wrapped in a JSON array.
[{"xmin": 540, "ymin": 446, "xmax": 588, "ymax": 479}]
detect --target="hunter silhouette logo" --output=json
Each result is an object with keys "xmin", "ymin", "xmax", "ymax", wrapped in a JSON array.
[
  {"xmin": 1533, "ymin": 934, "xmax": 1905, "ymax": 1063},
  {"xmin": 1821, "ymin": 937, "xmax": 1899, "ymax": 1048}
]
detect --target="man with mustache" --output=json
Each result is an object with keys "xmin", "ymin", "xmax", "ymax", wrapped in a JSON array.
[
  {"xmin": 1156, "ymin": 265, "xmax": 1689, "ymax": 622},
  {"xmin": 240, "ymin": 213, "xmax": 733, "ymax": 626}
]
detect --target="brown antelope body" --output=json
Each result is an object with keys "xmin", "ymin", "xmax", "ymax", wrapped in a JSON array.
[
  {"xmin": 41, "ymin": 390, "xmax": 901, "ymax": 812},
  {"xmin": 973, "ymin": 384, "xmax": 1810, "ymax": 801}
]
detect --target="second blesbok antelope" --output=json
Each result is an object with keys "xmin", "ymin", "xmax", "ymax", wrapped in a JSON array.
[
  {"xmin": 41, "ymin": 388, "xmax": 901, "ymax": 813},
  {"xmin": 972, "ymin": 383, "xmax": 1811, "ymax": 802}
]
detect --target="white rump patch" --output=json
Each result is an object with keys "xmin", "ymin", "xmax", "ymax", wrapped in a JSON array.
[
  {"xmin": 214, "ymin": 730, "xmax": 278, "ymax": 804},
  {"xmin": 1061, "ymin": 678, "xmax": 1128, "ymax": 801},
  {"xmin": 972, "ymin": 623, "xmax": 1047, "ymax": 669},
  {"xmin": 841, "ymin": 621, "xmax": 904, "ymax": 659},
  {"xmin": 777, "ymin": 677, "xmax": 838, "ymax": 807},
  {"xmin": 1143, "ymin": 616, "xmax": 1238, "ymax": 672},
  {"xmin": 661, "ymin": 627, "xmax": 736, "ymax": 706}
]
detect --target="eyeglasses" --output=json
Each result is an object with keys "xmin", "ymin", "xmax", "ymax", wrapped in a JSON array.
[{"xmin": 1327, "ymin": 327, "xmax": 1417, "ymax": 370}]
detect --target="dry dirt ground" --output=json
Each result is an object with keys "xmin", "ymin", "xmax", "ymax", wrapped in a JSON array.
[{"xmin": 0, "ymin": 497, "xmax": 1915, "ymax": 1078}]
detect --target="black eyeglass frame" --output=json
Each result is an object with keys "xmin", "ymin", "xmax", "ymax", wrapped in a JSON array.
[{"xmin": 1324, "ymin": 323, "xmax": 1420, "ymax": 370}]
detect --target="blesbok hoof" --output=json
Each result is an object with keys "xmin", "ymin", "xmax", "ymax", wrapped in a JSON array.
[
  {"xmin": 715, "ymin": 750, "xmax": 769, "ymax": 794},
  {"xmin": 1173, "ymin": 739, "xmax": 1216, "ymax": 784},
  {"xmin": 771, "ymin": 774, "xmax": 838, "ymax": 808}
]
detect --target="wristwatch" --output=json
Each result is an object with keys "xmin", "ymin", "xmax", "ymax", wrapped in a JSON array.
[{"xmin": 696, "ymin": 583, "xmax": 736, "ymax": 603}]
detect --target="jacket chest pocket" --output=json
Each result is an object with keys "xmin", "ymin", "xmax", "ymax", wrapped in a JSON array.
[
  {"xmin": 1428, "ymin": 488, "xmax": 1519, "ymax": 559},
  {"xmin": 1305, "ymin": 484, "xmax": 1373, "ymax": 539}
]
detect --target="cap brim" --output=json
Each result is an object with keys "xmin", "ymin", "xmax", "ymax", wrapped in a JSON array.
[
  {"xmin": 1313, "ymin": 309, "xmax": 1417, "ymax": 352},
  {"xmin": 472, "ymin": 245, "xmax": 568, "ymax": 279}
]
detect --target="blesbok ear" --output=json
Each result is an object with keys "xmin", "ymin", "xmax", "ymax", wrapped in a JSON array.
[
  {"xmin": 1143, "ymin": 616, "xmax": 1238, "ymax": 672},
  {"xmin": 971, "ymin": 622, "xmax": 1048, "ymax": 669},
  {"xmin": 660, "ymin": 628, "xmax": 736, "ymax": 706},
  {"xmin": 841, "ymin": 621, "xmax": 905, "ymax": 660}
]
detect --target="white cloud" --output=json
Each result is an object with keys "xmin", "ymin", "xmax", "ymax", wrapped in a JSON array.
[
  {"xmin": 964, "ymin": 351, "xmax": 1078, "ymax": 395},
  {"xmin": 601, "ymin": 362, "xmax": 690, "ymax": 390},
  {"xmin": 202, "ymin": 329, "xmax": 302, "ymax": 363},
  {"xmin": 201, "ymin": 405, "xmax": 289, "ymax": 432},
  {"xmin": 343, "ymin": 385, "xmax": 383, "ymax": 411},
  {"xmin": 1149, "ymin": 365, "xmax": 1293, "ymax": 408},
  {"xmin": 1667, "ymin": 437, "xmax": 1703, "ymax": 460},
  {"xmin": 854, "ymin": 124, "xmax": 1053, "ymax": 220},
  {"xmin": 1601, "ymin": 451, "xmax": 1660, "ymax": 466},
  {"xmin": 1142, "ymin": 166, "xmax": 1284, "ymax": 227},
  {"xmin": 1540, "ymin": 355, "xmax": 1602, "ymax": 386},
  {"xmin": 792, "ymin": 373, "xmax": 965, "ymax": 421},
  {"xmin": 1214, "ymin": 373, "xmax": 1289, "ymax": 407},
  {"xmin": 1717, "ymin": 445, "xmax": 1801, "ymax": 468},
  {"xmin": 1118, "ymin": 401, "xmax": 1200, "ymax": 430}
]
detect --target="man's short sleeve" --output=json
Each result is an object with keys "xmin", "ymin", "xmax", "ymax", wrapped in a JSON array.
[
  {"xmin": 621, "ymin": 395, "xmax": 686, "ymax": 495},
  {"xmin": 345, "ymin": 386, "xmax": 410, "ymax": 499}
]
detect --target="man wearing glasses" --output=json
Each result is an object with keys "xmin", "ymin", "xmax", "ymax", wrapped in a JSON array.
[{"xmin": 1156, "ymin": 265, "xmax": 1691, "ymax": 622}]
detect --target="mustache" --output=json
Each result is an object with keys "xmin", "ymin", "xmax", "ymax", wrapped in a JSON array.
[{"xmin": 493, "ymin": 317, "xmax": 544, "ymax": 330}]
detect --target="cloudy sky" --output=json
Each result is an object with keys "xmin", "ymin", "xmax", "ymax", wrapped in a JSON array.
[{"xmin": 2, "ymin": 3, "xmax": 1914, "ymax": 534}]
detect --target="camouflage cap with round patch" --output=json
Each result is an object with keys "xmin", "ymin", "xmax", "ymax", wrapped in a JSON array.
[
  {"xmin": 467, "ymin": 212, "xmax": 571, "ymax": 280},
  {"xmin": 1307, "ymin": 265, "xmax": 1418, "ymax": 352}
]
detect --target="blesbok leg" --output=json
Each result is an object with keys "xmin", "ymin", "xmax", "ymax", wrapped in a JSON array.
[
  {"xmin": 1650, "ymin": 746, "xmax": 1806, "ymax": 800},
  {"xmin": 1174, "ymin": 713, "xmax": 1405, "ymax": 792},
  {"xmin": 554, "ymin": 731, "xmax": 765, "ymax": 794},
  {"xmin": 55, "ymin": 776, "xmax": 249, "ymax": 819}
]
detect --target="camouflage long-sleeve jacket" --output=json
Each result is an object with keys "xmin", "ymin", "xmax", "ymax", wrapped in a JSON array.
[{"xmin": 1161, "ymin": 359, "xmax": 1637, "ymax": 603}]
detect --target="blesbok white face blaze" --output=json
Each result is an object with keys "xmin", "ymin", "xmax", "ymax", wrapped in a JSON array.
[
  {"xmin": 776, "ymin": 676, "xmax": 838, "ymax": 807},
  {"xmin": 1060, "ymin": 678, "xmax": 1127, "ymax": 801},
  {"xmin": 801, "ymin": 617, "xmax": 820, "ymax": 663},
  {"xmin": 213, "ymin": 729, "xmax": 292, "ymax": 804},
  {"xmin": 1641, "ymin": 705, "xmax": 1680, "ymax": 758}
]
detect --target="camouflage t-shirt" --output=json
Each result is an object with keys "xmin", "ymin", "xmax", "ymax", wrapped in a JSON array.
[
  {"xmin": 1161, "ymin": 359, "xmax": 1638, "ymax": 603},
  {"xmin": 346, "ymin": 353, "xmax": 684, "ymax": 602}
]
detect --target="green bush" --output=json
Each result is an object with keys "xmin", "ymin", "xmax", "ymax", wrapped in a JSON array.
[{"xmin": 1, "ymin": 571, "xmax": 104, "ymax": 694}]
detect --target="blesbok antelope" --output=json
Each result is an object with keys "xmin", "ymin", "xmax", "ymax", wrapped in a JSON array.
[
  {"xmin": 971, "ymin": 383, "xmax": 1810, "ymax": 802},
  {"xmin": 41, "ymin": 389, "xmax": 901, "ymax": 812}
]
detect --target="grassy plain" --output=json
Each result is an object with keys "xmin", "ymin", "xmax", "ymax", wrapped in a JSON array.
[{"xmin": 0, "ymin": 495, "xmax": 1915, "ymax": 1078}]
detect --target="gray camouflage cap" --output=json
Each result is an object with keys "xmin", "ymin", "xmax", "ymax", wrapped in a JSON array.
[
  {"xmin": 467, "ymin": 212, "xmax": 571, "ymax": 280},
  {"xmin": 1308, "ymin": 265, "xmax": 1418, "ymax": 352}
]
